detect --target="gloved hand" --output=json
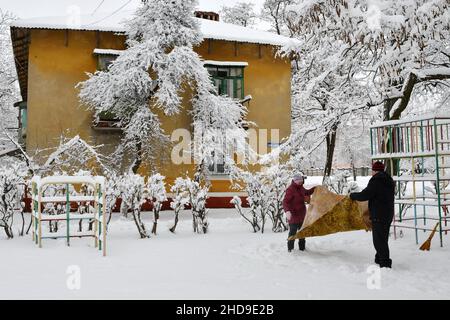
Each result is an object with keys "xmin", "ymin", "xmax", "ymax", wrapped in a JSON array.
[{"xmin": 285, "ymin": 211, "xmax": 292, "ymax": 221}]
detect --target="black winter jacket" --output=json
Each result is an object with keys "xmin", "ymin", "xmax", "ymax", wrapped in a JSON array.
[{"xmin": 350, "ymin": 171, "xmax": 395, "ymax": 224}]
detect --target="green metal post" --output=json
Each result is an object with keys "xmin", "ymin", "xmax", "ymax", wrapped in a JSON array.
[
  {"xmin": 420, "ymin": 121, "xmax": 426, "ymax": 226},
  {"xmin": 98, "ymin": 188, "xmax": 102, "ymax": 251},
  {"xmin": 66, "ymin": 183, "xmax": 70, "ymax": 247}
]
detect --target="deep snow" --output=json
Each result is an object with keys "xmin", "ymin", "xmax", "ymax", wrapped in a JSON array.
[{"xmin": 1, "ymin": 177, "xmax": 450, "ymax": 299}]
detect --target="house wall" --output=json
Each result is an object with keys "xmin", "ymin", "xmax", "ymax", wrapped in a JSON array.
[{"xmin": 26, "ymin": 29, "xmax": 292, "ymax": 192}]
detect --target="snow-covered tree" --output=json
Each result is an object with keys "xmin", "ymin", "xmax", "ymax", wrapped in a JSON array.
[
  {"xmin": 78, "ymin": 0, "xmax": 249, "ymax": 181},
  {"xmin": 284, "ymin": 0, "xmax": 450, "ymax": 122},
  {"xmin": 221, "ymin": 1, "xmax": 258, "ymax": 27},
  {"xmin": 284, "ymin": 37, "xmax": 371, "ymax": 180},
  {"xmin": 0, "ymin": 10, "xmax": 19, "ymax": 153},
  {"xmin": 261, "ymin": 0, "xmax": 294, "ymax": 35}
]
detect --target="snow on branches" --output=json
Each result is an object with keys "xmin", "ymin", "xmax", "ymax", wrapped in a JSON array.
[
  {"xmin": 0, "ymin": 10, "xmax": 20, "ymax": 152},
  {"xmin": 0, "ymin": 160, "xmax": 27, "ymax": 238},
  {"xmin": 230, "ymin": 164, "xmax": 291, "ymax": 233},
  {"xmin": 221, "ymin": 2, "xmax": 258, "ymax": 27},
  {"xmin": 283, "ymin": 0, "xmax": 450, "ymax": 120},
  {"xmin": 145, "ymin": 173, "xmax": 167, "ymax": 235},
  {"xmin": 170, "ymin": 176, "xmax": 209, "ymax": 234}
]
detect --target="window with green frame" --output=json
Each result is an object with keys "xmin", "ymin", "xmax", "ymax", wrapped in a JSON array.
[
  {"xmin": 204, "ymin": 64, "xmax": 246, "ymax": 174},
  {"xmin": 205, "ymin": 65, "xmax": 245, "ymax": 100}
]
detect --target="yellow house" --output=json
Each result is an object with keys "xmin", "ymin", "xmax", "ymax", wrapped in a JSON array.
[{"xmin": 10, "ymin": 10, "xmax": 293, "ymax": 203}]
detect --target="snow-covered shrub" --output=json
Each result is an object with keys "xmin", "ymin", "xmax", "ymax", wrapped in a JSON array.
[
  {"xmin": 105, "ymin": 172, "xmax": 122, "ymax": 226},
  {"xmin": 119, "ymin": 173, "xmax": 150, "ymax": 238},
  {"xmin": 0, "ymin": 161, "xmax": 27, "ymax": 238},
  {"xmin": 231, "ymin": 164, "xmax": 291, "ymax": 233},
  {"xmin": 145, "ymin": 173, "xmax": 167, "ymax": 235},
  {"xmin": 230, "ymin": 196, "xmax": 260, "ymax": 233},
  {"xmin": 169, "ymin": 178, "xmax": 190, "ymax": 233},
  {"xmin": 323, "ymin": 170, "xmax": 359, "ymax": 195},
  {"xmin": 262, "ymin": 165, "xmax": 290, "ymax": 232},
  {"xmin": 170, "ymin": 176, "xmax": 209, "ymax": 234},
  {"xmin": 231, "ymin": 169, "xmax": 273, "ymax": 233}
]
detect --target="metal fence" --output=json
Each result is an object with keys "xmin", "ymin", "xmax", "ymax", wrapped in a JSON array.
[{"xmin": 303, "ymin": 167, "xmax": 371, "ymax": 177}]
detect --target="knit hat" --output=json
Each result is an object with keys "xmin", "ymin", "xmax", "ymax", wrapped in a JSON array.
[
  {"xmin": 372, "ymin": 161, "xmax": 385, "ymax": 172},
  {"xmin": 293, "ymin": 173, "xmax": 304, "ymax": 181}
]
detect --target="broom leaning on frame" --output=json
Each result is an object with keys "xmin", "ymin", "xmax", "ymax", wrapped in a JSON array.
[{"xmin": 419, "ymin": 222, "xmax": 440, "ymax": 251}]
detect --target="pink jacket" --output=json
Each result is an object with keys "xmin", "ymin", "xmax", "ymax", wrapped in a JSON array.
[{"xmin": 283, "ymin": 182, "xmax": 315, "ymax": 224}]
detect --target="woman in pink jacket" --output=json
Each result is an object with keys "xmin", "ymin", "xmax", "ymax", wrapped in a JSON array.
[{"xmin": 283, "ymin": 173, "xmax": 316, "ymax": 252}]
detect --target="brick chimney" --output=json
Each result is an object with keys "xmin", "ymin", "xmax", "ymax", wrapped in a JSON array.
[{"xmin": 194, "ymin": 11, "xmax": 219, "ymax": 22}]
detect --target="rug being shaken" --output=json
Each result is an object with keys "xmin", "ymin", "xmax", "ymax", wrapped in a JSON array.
[{"xmin": 288, "ymin": 186, "xmax": 371, "ymax": 240}]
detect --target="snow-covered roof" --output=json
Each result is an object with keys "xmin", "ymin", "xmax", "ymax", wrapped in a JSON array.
[
  {"xmin": 203, "ymin": 60, "xmax": 248, "ymax": 67},
  {"xmin": 93, "ymin": 48, "xmax": 123, "ymax": 55},
  {"xmin": 11, "ymin": 10, "xmax": 295, "ymax": 46}
]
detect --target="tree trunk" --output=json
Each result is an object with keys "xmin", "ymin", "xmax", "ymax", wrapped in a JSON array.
[
  {"xmin": 26, "ymin": 215, "xmax": 33, "ymax": 235},
  {"xmin": 3, "ymin": 224, "xmax": 14, "ymax": 239},
  {"xmin": 19, "ymin": 211, "xmax": 25, "ymax": 236},
  {"xmin": 193, "ymin": 160, "xmax": 205, "ymax": 184},
  {"xmin": 107, "ymin": 207, "xmax": 113, "ymax": 226},
  {"xmin": 120, "ymin": 200, "xmax": 128, "ymax": 218},
  {"xmin": 322, "ymin": 127, "xmax": 338, "ymax": 182},
  {"xmin": 132, "ymin": 207, "xmax": 149, "ymax": 238},
  {"xmin": 131, "ymin": 141, "xmax": 143, "ymax": 174},
  {"xmin": 151, "ymin": 208, "xmax": 159, "ymax": 235},
  {"xmin": 169, "ymin": 210, "xmax": 179, "ymax": 233}
]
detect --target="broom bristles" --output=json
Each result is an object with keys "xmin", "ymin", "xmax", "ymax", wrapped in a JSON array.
[{"xmin": 419, "ymin": 222, "xmax": 440, "ymax": 251}]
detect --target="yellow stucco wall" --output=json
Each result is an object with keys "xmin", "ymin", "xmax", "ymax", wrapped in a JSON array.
[{"xmin": 26, "ymin": 29, "xmax": 291, "ymax": 192}]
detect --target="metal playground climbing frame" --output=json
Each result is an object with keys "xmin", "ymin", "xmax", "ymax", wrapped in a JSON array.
[
  {"xmin": 370, "ymin": 116, "xmax": 450, "ymax": 247},
  {"xmin": 31, "ymin": 176, "xmax": 107, "ymax": 256}
]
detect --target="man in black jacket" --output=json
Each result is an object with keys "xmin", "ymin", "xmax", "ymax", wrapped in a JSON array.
[{"xmin": 350, "ymin": 161, "xmax": 395, "ymax": 268}]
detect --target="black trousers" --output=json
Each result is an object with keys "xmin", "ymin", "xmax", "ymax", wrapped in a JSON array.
[
  {"xmin": 372, "ymin": 221, "xmax": 392, "ymax": 268},
  {"xmin": 288, "ymin": 223, "xmax": 305, "ymax": 251}
]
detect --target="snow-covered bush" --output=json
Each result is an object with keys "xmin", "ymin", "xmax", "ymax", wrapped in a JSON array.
[
  {"xmin": 0, "ymin": 161, "xmax": 27, "ymax": 238},
  {"xmin": 145, "ymin": 173, "xmax": 167, "ymax": 235},
  {"xmin": 263, "ymin": 165, "xmax": 290, "ymax": 232},
  {"xmin": 169, "ymin": 178, "xmax": 190, "ymax": 233},
  {"xmin": 105, "ymin": 172, "xmax": 122, "ymax": 226},
  {"xmin": 231, "ymin": 163, "xmax": 292, "ymax": 233},
  {"xmin": 323, "ymin": 170, "xmax": 360, "ymax": 195},
  {"xmin": 111, "ymin": 172, "xmax": 168, "ymax": 238},
  {"xmin": 118, "ymin": 173, "xmax": 150, "ymax": 238},
  {"xmin": 230, "ymin": 196, "xmax": 260, "ymax": 233},
  {"xmin": 170, "ymin": 176, "xmax": 209, "ymax": 234},
  {"xmin": 231, "ymin": 169, "xmax": 272, "ymax": 233}
]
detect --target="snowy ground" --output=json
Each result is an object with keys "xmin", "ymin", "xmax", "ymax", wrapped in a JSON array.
[{"xmin": 1, "ymin": 177, "xmax": 450, "ymax": 300}]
